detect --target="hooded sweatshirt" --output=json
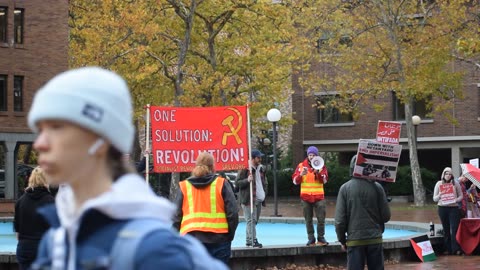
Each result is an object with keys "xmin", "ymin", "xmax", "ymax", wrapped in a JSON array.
[
  {"xmin": 433, "ymin": 167, "xmax": 463, "ymax": 207},
  {"xmin": 32, "ymin": 173, "xmax": 227, "ymax": 270},
  {"xmin": 173, "ymin": 174, "xmax": 239, "ymax": 243},
  {"xmin": 14, "ymin": 186, "xmax": 54, "ymax": 240}
]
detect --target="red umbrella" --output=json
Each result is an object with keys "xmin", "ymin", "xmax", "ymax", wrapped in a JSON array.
[{"xmin": 460, "ymin": 163, "xmax": 480, "ymax": 189}]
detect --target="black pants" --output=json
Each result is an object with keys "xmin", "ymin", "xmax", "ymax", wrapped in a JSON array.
[
  {"xmin": 16, "ymin": 239, "xmax": 40, "ymax": 270},
  {"xmin": 438, "ymin": 206, "xmax": 461, "ymax": 253},
  {"xmin": 347, "ymin": 243, "xmax": 384, "ymax": 270}
]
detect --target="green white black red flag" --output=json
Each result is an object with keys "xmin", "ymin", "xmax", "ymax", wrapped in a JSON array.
[{"xmin": 410, "ymin": 234, "xmax": 436, "ymax": 262}]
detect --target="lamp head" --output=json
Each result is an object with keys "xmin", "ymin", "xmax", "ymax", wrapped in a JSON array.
[
  {"xmin": 412, "ymin": 115, "xmax": 421, "ymax": 126},
  {"xmin": 267, "ymin": 108, "xmax": 281, "ymax": 122}
]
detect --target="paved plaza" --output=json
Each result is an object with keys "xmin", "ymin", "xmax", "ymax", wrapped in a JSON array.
[
  {"xmin": 244, "ymin": 197, "xmax": 479, "ymax": 270},
  {"xmin": 2, "ymin": 196, "xmax": 478, "ymax": 269}
]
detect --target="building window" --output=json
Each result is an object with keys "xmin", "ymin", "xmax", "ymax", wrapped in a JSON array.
[
  {"xmin": 13, "ymin": 76, "xmax": 23, "ymax": 112},
  {"xmin": 14, "ymin": 9, "xmax": 24, "ymax": 44},
  {"xmin": 315, "ymin": 95, "xmax": 353, "ymax": 124},
  {"xmin": 0, "ymin": 7, "xmax": 7, "ymax": 43},
  {"xmin": 392, "ymin": 92, "xmax": 429, "ymax": 120},
  {"xmin": 0, "ymin": 75, "xmax": 6, "ymax": 111}
]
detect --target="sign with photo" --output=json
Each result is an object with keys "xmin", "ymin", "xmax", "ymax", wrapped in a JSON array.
[{"xmin": 353, "ymin": 139, "xmax": 402, "ymax": 182}]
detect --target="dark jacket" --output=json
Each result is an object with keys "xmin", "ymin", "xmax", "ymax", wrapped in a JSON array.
[
  {"xmin": 14, "ymin": 186, "xmax": 54, "ymax": 240},
  {"xmin": 236, "ymin": 164, "xmax": 268, "ymax": 205},
  {"xmin": 173, "ymin": 174, "xmax": 239, "ymax": 243},
  {"xmin": 334, "ymin": 177, "xmax": 391, "ymax": 246}
]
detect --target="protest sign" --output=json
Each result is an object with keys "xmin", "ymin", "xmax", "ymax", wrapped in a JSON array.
[
  {"xmin": 353, "ymin": 139, "xmax": 402, "ymax": 182},
  {"xmin": 469, "ymin": 158, "xmax": 479, "ymax": 169},
  {"xmin": 376, "ymin": 121, "xmax": 401, "ymax": 144},
  {"xmin": 149, "ymin": 106, "xmax": 249, "ymax": 172},
  {"xmin": 439, "ymin": 183, "xmax": 456, "ymax": 205}
]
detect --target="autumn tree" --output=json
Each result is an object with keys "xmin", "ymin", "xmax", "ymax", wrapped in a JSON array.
[
  {"xmin": 69, "ymin": 0, "xmax": 296, "ymax": 199},
  {"xmin": 143, "ymin": 0, "xmax": 295, "ymax": 198},
  {"xmin": 291, "ymin": 0, "xmax": 476, "ymax": 206}
]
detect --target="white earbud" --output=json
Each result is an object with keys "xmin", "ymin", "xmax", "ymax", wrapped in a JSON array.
[{"xmin": 87, "ymin": 138, "xmax": 105, "ymax": 156}]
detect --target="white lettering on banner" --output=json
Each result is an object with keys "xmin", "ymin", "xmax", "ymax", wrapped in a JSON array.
[
  {"xmin": 377, "ymin": 136, "xmax": 399, "ymax": 144},
  {"xmin": 154, "ymin": 129, "xmax": 211, "ymax": 142},
  {"xmin": 156, "ymin": 148, "xmax": 244, "ymax": 164},
  {"xmin": 152, "ymin": 109, "xmax": 176, "ymax": 122}
]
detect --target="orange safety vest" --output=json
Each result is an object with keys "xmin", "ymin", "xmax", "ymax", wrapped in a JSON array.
[
  {"xmin": 298, "ymin": 163, "xmax": 324, "ymax": 196},
  {"xmin": 179, "ymin": 176, "xmax": 228, "ymax": 235}
]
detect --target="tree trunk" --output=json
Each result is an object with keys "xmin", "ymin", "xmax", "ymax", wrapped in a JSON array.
[
  {"xmin": 404, "ymin": 101, "xmax": 426, "ymax": 206},
  {"xmin": 169, "ymin": 172, "xmax": 180, "ymax": 201},
  {"xmin": 22, "ymin": 144, "xmax": 32, "ymax": 164}
]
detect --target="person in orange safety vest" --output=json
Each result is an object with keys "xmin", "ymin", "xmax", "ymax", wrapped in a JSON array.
[
  {"xmin": 292, "ymin": 146, "xmax": 329, "ymax": 246},
  {"xmin": 173, "ymin": 152, "xmax": 239, "ymax": 265}
]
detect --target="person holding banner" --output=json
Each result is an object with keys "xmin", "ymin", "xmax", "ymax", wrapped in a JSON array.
[
  {"xmin": 433, "ymin": 167, "xmax": 463, "ymax": 255},
  {"xmin": 27, "ymin": 67, "xmax": 227, "ymax": 269},
  {"xmin": 292, "ymin": 146, "xmax": 329, "ymax": 246},
  {"xmin": 236, "ymin": 149, "xmax": 267, "ymax": 248},
  {"xmin": 335, "ymin": 155, "xmax": 391, "ymax": 270},
  {"xmin": 173, "ymin": 152, "xmax": 239, "ymax": 264}
]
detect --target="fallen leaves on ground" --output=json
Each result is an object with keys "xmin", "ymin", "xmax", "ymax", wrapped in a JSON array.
[{"xmin": 256, "ymin": 259, "xmax": 399, "ymax": 270}]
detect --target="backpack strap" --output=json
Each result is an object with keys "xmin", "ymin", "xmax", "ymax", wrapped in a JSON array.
[{"xmin": 110, "ymin": 219, "xmax": 169, "ymax": 270}]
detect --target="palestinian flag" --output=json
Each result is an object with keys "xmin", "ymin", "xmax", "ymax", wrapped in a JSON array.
[{"xmin": 410, "ymin": 235, "xmax": 436, "ymax": 262}]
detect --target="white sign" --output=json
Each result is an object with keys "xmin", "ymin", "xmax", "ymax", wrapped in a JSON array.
[
  {"xmin": 469, "ymin": 158, "xmax": 479, "ymax": 169},
  {"xmin": 353, "ymin": 139, "xmax": 402, "ymax": 182}
]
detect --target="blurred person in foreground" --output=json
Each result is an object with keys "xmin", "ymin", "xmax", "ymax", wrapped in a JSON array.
[
  {"xmin": 292, "ymin": 146, "xmax": 329, "ymax": 246},
  {"xmin": 14, "ymin": 166, "xmax": 54, "ymax": 270},
  {"xmin": 173, "ymin": 152, "xmax": 239, "ymax": 264},
  {"xmin": 28, "ymin": 66, "xmax": 227, "ymax": 269},
  {"xmin": 335, "ymin": 155, "xmax": 391, "ymax": 270}
]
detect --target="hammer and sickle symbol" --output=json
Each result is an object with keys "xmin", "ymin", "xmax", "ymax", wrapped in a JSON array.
[{"xmin": 221, "ymin": 107, "xmax": 243, "ymax": 145}]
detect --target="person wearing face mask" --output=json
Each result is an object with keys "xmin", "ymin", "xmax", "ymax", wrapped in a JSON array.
[
  {"xmin": 27, "ymin": 67, "xmax": 227, "ymax": 270},
  {"xmin": 292, "ymin": 146, "xmax": 329, "ymax": 246},
  {"xmin": 433, "ymin": 167, "xmax": 464, "ymax": 255}
]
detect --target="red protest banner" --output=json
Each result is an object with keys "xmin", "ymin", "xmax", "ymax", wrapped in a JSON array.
[
  {"xmin": 376, "ymin": 121, "xmax": 402, "ymax": 144},
  {"xmin": 150, "ymin": 106, "xmax": 249, "ymax": 172}
]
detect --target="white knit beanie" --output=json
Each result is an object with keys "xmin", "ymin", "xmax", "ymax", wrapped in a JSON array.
[{"xmin": 28, "ymin": 67, "xmax": 134, "ymax": 154}]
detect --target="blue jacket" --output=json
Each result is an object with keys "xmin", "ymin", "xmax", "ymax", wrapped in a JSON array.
[{"xmin": 31, "ymin": 174, "xmax": 228, "ymax": 270}]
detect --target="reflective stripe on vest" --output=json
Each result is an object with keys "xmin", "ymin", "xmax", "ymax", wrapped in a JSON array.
[
  {"xmin": 299, "ymin": 164, "xmax": 324, "ymax": 196},
  {"xmin": 179, "ymin": 177, "xmax": 228, "ymax": 235}
]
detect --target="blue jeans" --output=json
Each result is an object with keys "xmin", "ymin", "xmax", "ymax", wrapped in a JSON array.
[
  {"xmin": 347, "ymin": 243, "xmax": 384, "ymax": 270},
  {"xmin": 438, "ymin": 206, "xmax": 461, "ymax": 253},
  {"xmin": 241, "ymin": 199, "xmax": 262, "ymax": 244},
  {"xmin": 203, "ymin": 242, "xmax": 231, "ymax": 265}
]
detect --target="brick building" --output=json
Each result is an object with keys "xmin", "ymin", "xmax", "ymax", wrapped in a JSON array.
[
  {"xmin": 0, "ymin": 0, "xmax": 68, "ymax": 199},
  {"xmin": 291, "ymin": 60, "xmax": 480, "ymax": 178}
]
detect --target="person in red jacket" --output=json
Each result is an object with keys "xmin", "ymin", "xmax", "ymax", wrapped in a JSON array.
[{"xmin": 292, "ymin": 146, "xmax": 329, "ymax": 246}]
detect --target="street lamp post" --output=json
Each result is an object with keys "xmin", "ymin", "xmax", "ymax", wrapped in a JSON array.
[
  {"xmin": 262, "ymin": 137, "xmax": 271, "ymax": 170},
  {"xmin": 412, "ymin": 115, "xmax": 421, "ymax": 149},
  {"xmin": 267, "ymin": 108, "xmax": 282, "ymax": 217}
]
